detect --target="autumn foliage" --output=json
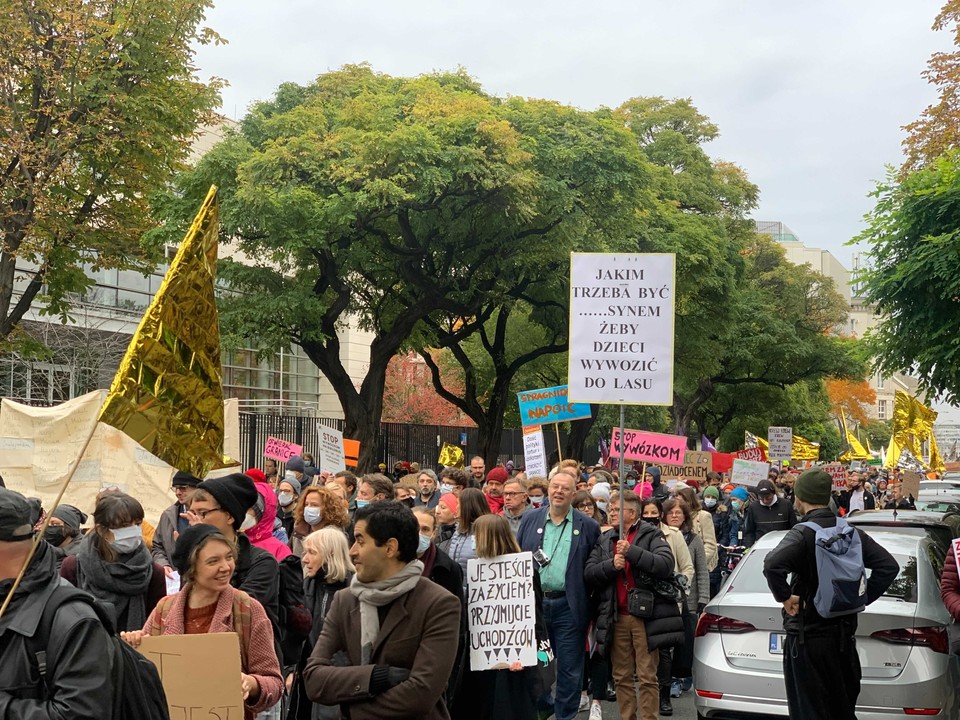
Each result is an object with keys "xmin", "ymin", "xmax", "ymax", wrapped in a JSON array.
[
  {"xmin": 382, "ymin": 352, "xmax": 476, "ymax": 426},
  {"xmin": 825, "ymin": 378, "xmax": 877, "ymax": 425}
]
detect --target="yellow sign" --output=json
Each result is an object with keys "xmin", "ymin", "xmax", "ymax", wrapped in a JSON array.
[{"xmin": 99, "ymin": 186, "xmax": 224, "ymax": 478}]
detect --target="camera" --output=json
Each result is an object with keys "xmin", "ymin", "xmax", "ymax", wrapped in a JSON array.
[{"xmin": 532, "ymin": 548, "xmax": 551, "ymax": 568}]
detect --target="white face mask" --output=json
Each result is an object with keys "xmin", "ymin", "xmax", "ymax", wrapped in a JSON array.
[
  {"xmin": 439, "ymin": 483, "xmax": 454, "ymax": 495},
  {"xmin": 530, "ymin": 496, "xmax": 544, "ymax": 508},
  {"xmin": 239, "ymin": 513, "xmax": 257, "ymax": 532},
  {"xmin": 277, "ymin": 492, "xmax": 295, "ymax": 508},
  {"xmin": 110, "ymin": 525, "xmax": 143, "ymax": 554},
  {"xmin": 595, "ymin": 500, "xmax": 608, "ymax": 512},
  {"xmin": 417, "ymin": 534, "xmax": 431, "ymax": 556},
  {"xmin": 703, "ymin": 497, "xmax": 717, "ymax": 508},
  {"xmin": 303, "ymin": 507, "xmax": 322, "ymax": 526}
]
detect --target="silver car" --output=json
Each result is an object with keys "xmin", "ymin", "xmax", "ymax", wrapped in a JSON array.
[{"xmin": 694, "ymin": 528, "xmax": 960, "ymax": 719}]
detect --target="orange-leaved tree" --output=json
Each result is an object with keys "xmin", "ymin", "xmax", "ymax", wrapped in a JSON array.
[
  {"xmin": 382, "ymin": 351, "xmax": 476, "ymax": 427},
  {"xmin": 825, "ymin": 378, "xmax": 877, "ymax": 426}
]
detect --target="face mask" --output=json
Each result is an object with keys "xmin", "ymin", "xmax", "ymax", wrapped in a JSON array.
[
  {"xmin": 439, "ymin": 483, "xmax": 454, "ymax": 495},
  {"xmin": 401, "ymin": 498, "xmax": 414, "ymax": 509},
  {"xmin": 303, "ymin": 507, "xmax": 322, "ymax": 526},
  {"xmin": 239, "ymin": 513, "xmax": 257, "ymax": 532},
  {"xmin": 417, "ymin": 534, "xmax": 431, "ymax": 556},
  {"xmin": 626, "ymin": 478, "xmax": 637, "ymax": 488},
  {"xmin": 596, "ymin": 501, "xmax": 608, "ymax": 512},
  {"xmin": 43, "ymin": 526, "xmax": 65, "ymax": 546},
  {"xmin": 355, "ymin": 499, "xmax": 370, "ymax": 510},
  {"xmin": 277, "ymin": 492, "xmax": 295, "ymax": 508},
  {"xmin": 643, "ymin": 516, "xmax": 660, "ymax": 526},
  {"xmin": 284, "ymin": 470, "xmax": 299, "ymax": 482},
  {"xmin": 111, "ymin": 525, "xmax": 143, "ymax": 554},
  {"xmin": 703, "ymin": 497, "xmax": 717, "ymax": 509},
  {"xmin": 731, "ymin": 500, "xmax": 742, "ymax": 511},
  {"xmin": 530, "ymin": 496, "xmax": 544, "ymax": 508}
]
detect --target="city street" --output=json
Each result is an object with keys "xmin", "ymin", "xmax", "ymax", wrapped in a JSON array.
[{"xmin": 591, "ymin": 692, "xmax": 697, "ymax": 720}]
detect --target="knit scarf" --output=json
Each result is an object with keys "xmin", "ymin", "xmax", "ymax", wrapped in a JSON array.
[
  {"xmin": 75, "ymin": 531, "xmax": 153, "ymax": 631},
  {"xmin": 349, "ymin": 560, "xmax": 423, "ymax": 664}
]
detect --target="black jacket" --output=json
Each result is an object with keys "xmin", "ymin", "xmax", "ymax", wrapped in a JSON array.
[
  {"xmin": 0, "ymin": 542, "xmax": 114, "ymax": 719},
  {"xmin": 705, "ymin": 503, "xmax": 731, "ymax": 572},
  {"xmin": 838, "ymin": 489, "xmax": 877, "ymax": 514},
  {"xmin": 232, "ymin": 533, "xmax": 281, "ymax": 637},
  {"xmin": 743, "ymin": 496, "xmax": 797, "ymax": 547},
  {"xmin": 585, "ymin": 521, "xmax": 676, "ymax": 656},
  {"xmin": 762, "ymin": 508, "xmax": 899, "ymax": 636},
  {"xmin": 425, "ymin": 545, "xmax": 466, "ymax": 712}
]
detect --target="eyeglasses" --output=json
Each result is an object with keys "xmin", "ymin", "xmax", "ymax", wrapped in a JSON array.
[
  {"xmin": 193, "ymin": 507, "xmax": 225, "ymax": 520},
  {"xmin": 575, "ymin": 503, "xmax": 593, "ymax": 510},
  {"xmin": 503, "ymin": 491, "xmax": 526, "ymax": 498}
]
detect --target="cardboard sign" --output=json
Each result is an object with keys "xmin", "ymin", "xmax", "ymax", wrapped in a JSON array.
[
  {"xmin": 736, "ymin": 447, "xmax": 767, "ymax": 462},
  {"xmin": 522, "ymin": 425, "xmax": 548, "ymax": 479},
  {"xmin": 343, "ymin": 439, "xmax": 360, "ymax": 468},
  {"xmin": 821, "ymin": 464, "xmax": 847, "ymax": 492},
  {"xmin": 317, "ymin": 423, "xmax": 346, "ymax": 474},
  {"xmin": 730, "ymin": 458, "xmax": 769, "ymax": 487},
  {"xmin": 467, "ymin": 552, "xmax": 537, "ymax": 671},
  {"xmin": 516, "ymin": 385, "xmax": 592, "ymax": 427},
  {"xmin": 568, "ymin": 252, "xmax": 676, "ymax": 405},
  {"xmin": 138, "ymin": 632, "xmax": 243, "ymax": 720},
  {"xmin": 655, "ymin": 450, "xmax": 714, "ymax": 485},
  {"xmin": 610, "ymin": 428, "xmax": 688, "ymax": 466},
  {"xmin": 263, "ymin": 436, "xmax": 302, "ymax": 463},
  {"xmin": 902, "ymin": 471, "xmax": 922, "ymax": 501},
  {"xmin": 767, "ymin": 426, "xmax": 793, "ymax": 460}
]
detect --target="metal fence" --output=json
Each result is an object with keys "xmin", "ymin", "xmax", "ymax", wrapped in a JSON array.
[{"xmin": 238, "ymin": 413, "xmax": 568, "ymax": 471}]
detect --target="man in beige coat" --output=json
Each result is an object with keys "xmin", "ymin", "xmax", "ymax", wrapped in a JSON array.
[{"xmin": 304, "ymin": 500, "xmax": 461, "ymax": 720}]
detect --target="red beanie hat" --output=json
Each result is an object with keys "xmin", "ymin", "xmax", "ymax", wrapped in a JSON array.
[{"xmin": 486, "ymin": 466, "xmax": 509, "ymax": 484}]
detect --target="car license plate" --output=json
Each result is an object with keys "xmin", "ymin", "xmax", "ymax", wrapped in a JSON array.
[{"xmin": 769, "ymin": 632, "xmax": 787, "ymax": 654}]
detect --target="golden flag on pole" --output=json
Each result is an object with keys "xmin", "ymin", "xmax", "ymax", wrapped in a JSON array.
[
  {"xmin": 98, "ymin": 186, "xmax": 224, "ymax": 478},
  {"xmin": 929, "ymin": 432, "xmax": 946, "ymax": 474},
  {"xmin": 791, "ymin": 434, "xmax": 820, "ymax": 461},
  {"xmin": 891, "ymin": 390, "xmax": 938, "ymax": 470},
  {"xmin": 438, "ymin": 443, "xmax": 465, "ymax": 468},
  {"xmin": 884, "ymin": 433, "xmax": 901, "ymax": 469}
]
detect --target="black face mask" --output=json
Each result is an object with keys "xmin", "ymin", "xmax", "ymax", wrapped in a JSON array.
[
  {"xmin": 401, "ymin": 498, "xmax": 415, "ymax": 509},
  {"xmin": 43, "ymin": 526, "xmax": 66, "ymax": 546},
  {"xmin": 643, "ymin": 516, "xmax": 660, "ymax": 526}
]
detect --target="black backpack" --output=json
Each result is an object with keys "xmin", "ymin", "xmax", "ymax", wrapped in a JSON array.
[{"xmin": 32, "ymin": 585, "xmax": 170, "ymax": 720}]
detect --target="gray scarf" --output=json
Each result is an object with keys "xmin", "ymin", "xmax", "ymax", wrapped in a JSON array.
[
  {"xmin": 349, "ymin": 560, "xmax": 424, "ymax": 664},
  {"xmin": 75, "ymin": 531, "xmax": 154, "ymax": 631}
]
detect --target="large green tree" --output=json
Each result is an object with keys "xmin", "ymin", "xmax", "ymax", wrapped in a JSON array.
[{"xmin": 0, "ymin": 0, "xmax": 221, "ymax": 343}]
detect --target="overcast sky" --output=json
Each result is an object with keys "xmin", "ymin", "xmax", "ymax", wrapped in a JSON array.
[{"xmin": 192, "ymin": 1, "xmax": 960, "ymax": 420}]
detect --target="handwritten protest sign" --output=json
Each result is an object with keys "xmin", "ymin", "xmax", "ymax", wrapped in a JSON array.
[
  {"xmin": 317, "ymin": 423, "xmax": 346, "ymax": 474},
  {"xmin": 821, "ymin": 464, "xmax": 847, "ymax": 492},
  {"xmin": 901, "ymin": 471, "xmax": 922, "ymax": 501},
  {"xmin": 263, "ymin": 436, "xmax": 302, "ymax": 463},
  {"xmin": 731, "ymin": 458, "xmax": 769, "ymax": 487},
  {"xmin": 568, "ymin": 253, "xmax": 676, "ymax": 405},
  {"xmin": 736, "ymin": 447, "xmax": 767, "ymax": 463},
  {"xmin": 139, "ymin": 633, "xmax": 243, "ymax": 720},
  {"xmin": 522, "ymin": 425, "xmax": 548, "ymax": 478},
  {"xmin": 610, "ymin": 428, "xmax": 687, "ymax": 466},
  {"xmin": 767, "ymin": 426, "xmax": 793, "ymax": 460},
  {"xmin": 516, "ymin": 385, "xmax": 592, "ymax": 427},
  {"xmin": 467, "ymin": 552, "xmax": 537, "ymax": 671},
  {"xmin": 656, "ymin": 451, "xmax": 713, "ymax": 486}
]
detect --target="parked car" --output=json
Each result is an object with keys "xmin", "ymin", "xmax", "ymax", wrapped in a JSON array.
[
  {"xmin": 694, "ymin": 528, "xmax": 960, "ymax": 720},
  {"xmin": 847, "ymin": 510, "xmax": 957, "ymax": 549}
]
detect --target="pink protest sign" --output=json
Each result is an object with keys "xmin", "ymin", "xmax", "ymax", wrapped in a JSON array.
[
  {"xmin": 263, "ymin": 436, "xmax": 303, "ymax": 463},
  {"xmin": 610, "ymin": 428, "xmax": 688, "ymax": 466}
]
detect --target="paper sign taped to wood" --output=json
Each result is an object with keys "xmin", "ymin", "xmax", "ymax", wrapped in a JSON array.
[
  {"xmin": 0, "ymin": 392, "xmax": 175, "ymax": 524},
  {"xmin": 610, "ymin": 428, "xmax": 687, "ymax": 466},
  {"xmin": 317, "ymin": 423, "xmax": 346, "ymax": 474},
  {"xmin": 730, "ymin": 458, "xmax": 769, "ymax": 487},
  {"xmin": 655, "ymin": 451, "xmax": 713, "ymax": 486},
  {"xmin": 467, "ymin": 552, "xmax": 537, "ymax": 671},
  {"xmin": 263, "ymin": 436, "xmax": 302, "ymax": 463},
  {"xmin": 522, "ymin": 425, "xmax": 548, "ymax": 479},
  {"xmin": 139, "ymin": 632, "xmax": 243, "ymax": 720},
  {"xmin": 901, "ymin": 471, "xmax": 922, "ymax": 501}
]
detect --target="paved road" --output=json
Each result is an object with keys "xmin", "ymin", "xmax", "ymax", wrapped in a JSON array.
[{"xmin": 584, "ymin": 690, "xmax": 698, "ymax": 720}]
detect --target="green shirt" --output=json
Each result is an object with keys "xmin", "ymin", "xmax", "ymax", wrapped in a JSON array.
[{"xmin": 538, "ymin": 506, "xmax": 574, "ymax": 592}]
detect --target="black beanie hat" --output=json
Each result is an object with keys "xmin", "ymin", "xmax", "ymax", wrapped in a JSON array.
[
  {"xmin": 198, "ymin": 473, "xmax": 258, "ymax": 529},
  {"xmin": 171, "ymin": 524, "xmax": 221, "ymax": 575},
  {"xmin": 172, "ymin": 470, "xmax": 202, "ymax": 488},
  {"xmin": 52, "ymin": 504, "xmax": 88, "ymax": 532}
]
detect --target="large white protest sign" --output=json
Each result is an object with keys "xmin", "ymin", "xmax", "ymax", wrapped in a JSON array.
[
  {"xmin": 730, "ymin": 458, "xmax": 769, "ymax": 487},
  {"xmin": 568, "ymin": 253, "xmax": 675, "ymax": 405},
  {"xmin": 522, "ymin": 426, "xmax": 547, "ymax": 478},
  {"xmin": 317, "ymin": 422, "xmax": 346, "ymax": 474},
  {"xmin": 767, "ymin": 426, "xmax": 793, "ymax": 460},
  {"xmin": 467, "ymin": 552, "xmax": 537, "ymax": 670}
]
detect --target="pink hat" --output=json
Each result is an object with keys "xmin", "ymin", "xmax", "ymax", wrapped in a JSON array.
[
  {"xmin": 640, "ymin": 481, "xmax": 653, "ymax": 500},
  {"xmin": 439, "ymin": 493, "xmax": 459, "ymax": 514}
]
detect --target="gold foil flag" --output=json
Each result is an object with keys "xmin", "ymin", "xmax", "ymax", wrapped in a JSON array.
[
  {"xmin": 99, "ymin": 186, "xmax": 224, "ymax": 478},
  {"xmin": 438, "ymin": 442, "xmax": 465, "ymax": 468},
  {"xmin": 791, "ymin": 434, "xmax": 820, "ymax": 461}
]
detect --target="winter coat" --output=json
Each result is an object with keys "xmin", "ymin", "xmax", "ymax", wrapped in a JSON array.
[
  {"xmin": 249, "ymin": 481, "xmax": 294, "ymax": 562},
  {"xmin": 660, "ymin": 524, "xmax": 694, "ymax": 588},
  {"xmin": 743, "ymin": 496, "xmax": 798, "ymax": 547},
  {"xmin": 691, "ymin": 508, "xmax": 718, "ymax": 572},
  {"xmin": 0, "ymin": 542, "xmax": 113, "ymax": 719},
  {"xmin": 584, "ymin": 521, "xmax": 675, "ymax": 657},
  {"xmin": 706, "ymin": 503, "xmax": 731, "ymax": 570},
  {"xmin": 440, "ymin": 527, "xmax": 477, "ymax": 593},
  {"xmin": 152, "ymin": 502, "xmax": 183, "ymax": 568},
  {"xmin": 683, "ymin": 531, "xmax": 709, "ymax": 611}
]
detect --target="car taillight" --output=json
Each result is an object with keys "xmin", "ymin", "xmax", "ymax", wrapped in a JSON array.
[
  {"xmin": 696, "ymin": 690, "xmax": 724, "ymax": 699},
  {"xmin": 903, "ymin": 709, "xmax": 942, "ymax": 716},
  {"xmin": 695, "ymin": 612, "xmax": 756, "ymax": 637},
  {"xmin": 870, "ymin": 626, "xmax": 949, "ymax": 654}
]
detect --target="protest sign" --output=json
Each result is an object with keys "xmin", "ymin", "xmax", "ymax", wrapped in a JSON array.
[
  {"xmin": 821, "ymin": 464, "xmax": 847, "ymax": 492},
  {"xmin": 730, "ymin": 458, "xmax": 769, "ymax": 487},
  {"xmin": 317, "ymin": 423, "xmax": 346, "ymax": 473},
  {"xmin": 656, "ymin": 451, "xmax": 713, "ymax": 485},
  {"xmin": 522, "ymin": 425, "xmax": 548, "ymax": 478},
  {"xmin": 343, "ymin": 439, "xmax": 360, "ymax": 467},
  {"xmin": 517, "ymin": 385, "xmax": 592, "ymax": 427},
  {"xmin": 610, "ymin": 428, "xmax": 687, "ymax": 466},
  {"xmin": 736, "ymin": 447, "xmax": 767, "ymax": 462},
  {"xmin": 568, "ymin": 253, "xmax": 676, "ymax": 405},
  {"xmin": 263, "ymin": 436, "xmax": 303, "ymax": 463},
  {"xmin": 467, "ymin": 552, "xmax": 537, "ymax": 671},
  {"xmin": 767, "ymin": 426, "xmax": 793, "ymax": 460},
  {"xmin": 902, "ymin": 471, "xmax": 922, "ymax": 501},
  {"xmin": 138, "ymin": 632, "xmax": 243, "ymax": 720}
]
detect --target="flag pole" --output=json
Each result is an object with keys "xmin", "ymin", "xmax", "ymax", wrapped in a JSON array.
[
  {"xmin": 555, "ymin": 423, "xmax": 563, "ymax": 462},
  {"xmin": 618, "ymin": 404, "xmax": 626, "ymax": 538}
]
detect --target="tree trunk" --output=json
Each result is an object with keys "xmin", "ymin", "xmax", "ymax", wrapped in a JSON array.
[{"xmin": 565, "ymin": 404, "xmax": 599, "ymax": 461}]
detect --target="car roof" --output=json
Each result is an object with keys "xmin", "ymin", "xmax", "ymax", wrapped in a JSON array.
[
  {"xmin": 753, "ymin": 527, "xmax": 923, "ymax": 556},
  {"xmin": 847, "ymin": 509, "xmax": 953, "ymax": 526}
]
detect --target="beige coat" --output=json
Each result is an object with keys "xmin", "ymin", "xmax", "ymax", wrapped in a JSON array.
[
  {"xmin": 660, "ymin": 523, "xmax": 694, "ymax": 588},
  {"xmin": 692, "ymin": 508, "xmax": 718, "ymax": 571}
]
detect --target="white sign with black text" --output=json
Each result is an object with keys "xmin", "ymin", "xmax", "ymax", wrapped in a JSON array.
[
  {"xmin": 767, "ymin": 426, "xmax": 793, "ymax": 460},
  {"xmin": 568, "ymin": 253, "xmax": 676, "ymax": 405},
  {"xmin": 522, "ymin": 425, "xmax": 548, "ymax": 479},
  {"xmin": 467, "ymin": 552, "xmax": 538, "ymax": 671},
  {"xmin": 317, "ymin": 422, "xmax": 346, "ymax": 474}
]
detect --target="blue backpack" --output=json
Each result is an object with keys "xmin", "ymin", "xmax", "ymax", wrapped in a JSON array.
[{"xmin": 799, "ymin": 519, "xmax": 868, "ymax": 618}]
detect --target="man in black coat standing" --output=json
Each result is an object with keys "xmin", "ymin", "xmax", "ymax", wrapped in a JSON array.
[{"xmin": 743, "ymin": 479, "xmax": 797, "ymax": 547}]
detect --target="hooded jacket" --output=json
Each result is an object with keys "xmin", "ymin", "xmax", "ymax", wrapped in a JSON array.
[{"xmin": 248, "ymin": 481, "xmax": 293, "ymax": 562}]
